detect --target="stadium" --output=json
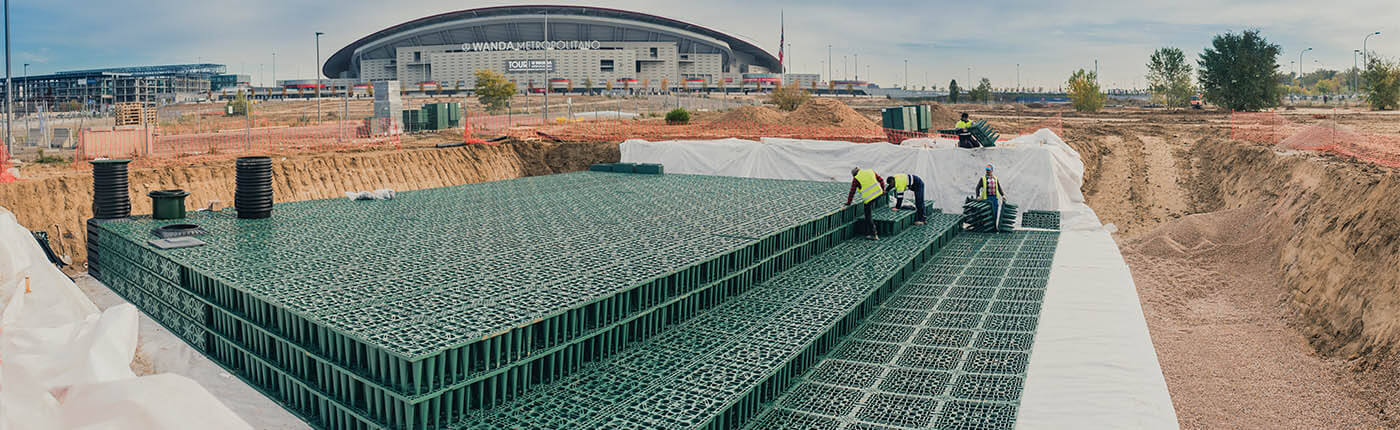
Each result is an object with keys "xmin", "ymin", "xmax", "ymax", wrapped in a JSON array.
[{"xmin": 322, "ymin": 5, "xmax": 784, "ymax": 93}]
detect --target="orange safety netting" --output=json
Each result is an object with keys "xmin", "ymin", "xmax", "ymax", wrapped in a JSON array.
[
  {"xmin": 491, "ymin": 113, "xmax": 1065, "ymax": 145},
  {"xmin": 72, "ymin": 118, "xmax": 402, "ymax": 169},
  {"xmin": 0, "ymin": 144, "xmax": 15, "ymax": 183},
  {"xmin": 1229, "ymin": 111, "xmax": 1400, "ymax": 169}
]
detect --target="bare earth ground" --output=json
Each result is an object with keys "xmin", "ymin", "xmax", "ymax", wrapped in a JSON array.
[{"xmin": 974, "ymin": 107, "xmax": 1399, "ymax": 429}]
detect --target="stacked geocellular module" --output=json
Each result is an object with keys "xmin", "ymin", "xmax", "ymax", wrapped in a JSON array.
[{"xmin": 88, "ymin": 165, "xmax": 957, "ymax": 429}]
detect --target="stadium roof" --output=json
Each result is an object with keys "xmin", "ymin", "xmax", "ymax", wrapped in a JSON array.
[{"xmin": 323, "ymin": 5, "xmax": 781, "ymax": 78}]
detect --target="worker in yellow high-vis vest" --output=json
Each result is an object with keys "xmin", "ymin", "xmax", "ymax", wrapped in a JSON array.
[
  {"xmin": 955, "ymin": 112, "xmax": 976, "ymax": 148},
  {"xmin": 845, "ymin": 167, "xmax": 886, "ymax": 240},
  {"xmin": 885, "ymin": 173, "xmax": 927, "ymax": 226}
]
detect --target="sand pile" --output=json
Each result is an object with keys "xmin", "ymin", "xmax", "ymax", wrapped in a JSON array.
[
  {"xmin": 718, "ymin": 106, "xmax": 786, "ymax": 124},
  {"xmin": 782, "ymin": 98, "xmax": 880, "ymax": 129},
  {"xmin": 924, "ymin": 102, "xmax": 963, "ymax": 128}
]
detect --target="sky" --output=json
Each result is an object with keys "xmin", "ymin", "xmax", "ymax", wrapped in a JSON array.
[{"xmin": 8, "ymin": 0, "xmax": 1400, "ymax": 90}]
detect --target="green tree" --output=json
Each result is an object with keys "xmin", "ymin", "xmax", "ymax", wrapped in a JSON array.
[
  {"xmin": 1361, "ymin": 57, "xmax": 1400, "ymax": 110},
  {"xmin": 582, "ymin": 78, "xmax": 594, "ymax": 95},
  {"xmin": 1067, "ymin": 69, "xmax": 1105, "ymax": 113},
  {"xmin": 970, "ymin": 78, "xmax": 993, "ymax": 103},
  {"xmin": 474, "ymin": 69, "xmax": 516, "ymax": 113},
  {"xmin": 225, "ymin": 90, "xmax": 250, "ymax": 116},
  {"xmin": 948, "ymin": 79, "xmax": 960, "ymax": 103},
  {"xmin": 1197, "ymin": 30, "xmax": 1283, "ymax": 111},
  {"xmin": 1146, "ymin": 47, "xmax": 1194, "ymax": 107}
]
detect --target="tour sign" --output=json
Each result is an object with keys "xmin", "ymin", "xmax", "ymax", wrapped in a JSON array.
[
  {"xmin": 506, "ymin": 60, "xmax": 556, "ymax": 73},
  {"xmin": 464, "ymin": 40, "xmax": 602, "ymax": 52}
]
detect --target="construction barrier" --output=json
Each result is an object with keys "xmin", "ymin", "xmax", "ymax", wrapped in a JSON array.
[
  {"xmin": 1229, "ymin": 111, "xmax": 1400, "ymax": 169},
  {"xmin": 499, "ymin": 113, "xmax": 1065, "ymax": 145},
  {"xmin": 0, "ymin": 144, "xmax": 14, "ymax": 182},
  {"xmin": 73, "ymin": 118, "xmax": 401, "ymax": 169}
]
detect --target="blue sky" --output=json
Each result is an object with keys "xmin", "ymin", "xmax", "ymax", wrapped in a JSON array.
[{"xmin": 8, "ymin": 0, "xmax": 1400, "ymax": 90}]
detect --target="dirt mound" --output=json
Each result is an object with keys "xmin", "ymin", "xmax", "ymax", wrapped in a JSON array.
[
  {"xmin": 782, "ymin": 98, "xmax": 880, "ymax": 129},
  {"xmin": 923, "ymin": 103, "xmax": 963, "ymax": 128},
  {"xmin": 718, "ymin": 106, "xmax": 786, "ymax": 124},
  {"xmin": 0, "ymin": 140, "xmax": 618, "ymax": 264}
]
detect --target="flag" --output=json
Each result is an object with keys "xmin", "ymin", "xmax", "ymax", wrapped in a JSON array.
[{"xmin": 778, "ymin": 10, "xmax": 785, "ymax": 72}]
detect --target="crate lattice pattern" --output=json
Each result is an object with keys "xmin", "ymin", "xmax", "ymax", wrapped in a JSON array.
[
  {"xmin": 749, "ymin": 230, "xmax": 1059, "ymax": 430},
  {"xmin": 458, "ymin": 213, "xmax": 964, "ymax": 428}
]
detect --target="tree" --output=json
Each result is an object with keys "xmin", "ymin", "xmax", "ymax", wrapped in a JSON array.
[
  {"xmin": 1361, "ymin": 57, "xmax": 1400, "ymax": 110},
  {"xmin": 1197, "ymin": 30, "xmax": 1283, "ymax": 111},
  {"xmin": 1067, "ymin": 69, "xmax": 1105, "ymax": 112},
  {"xmin": 948, "ymin": 79, "xmax": 961, "ymax": 103},
  {"xmin": 58, "ymin": 100, "xmax": 82, "ymax": 112},
  {"xmin": 582, "ymin": 78, "xmax": 594, "ymax": 95},
  {"xmin": 1147, "ymin": 47, "xmax": 1194, "ymax": 107},
  {"xmin": 226, "ymin": 90, "xmax": 251, "ymax": 116},
  {"xmin": 474, "ymin": 69, "xmax": 515, "ymax": 113},
  {"xmin": 768, "ymin": 83, "xmax": 810, "ymax": 111},
  {"xmin": 970, "ymin": 78, "xmax": 993, "ymax": 103}
]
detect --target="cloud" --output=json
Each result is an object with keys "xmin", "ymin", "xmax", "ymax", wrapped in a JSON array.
[{"xmin": 13, "ymin": 0, "xmax": 1400, "ymax": 89}]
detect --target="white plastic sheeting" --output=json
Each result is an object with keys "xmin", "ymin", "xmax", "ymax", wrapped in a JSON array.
[
  {"xmin": 621, "ymin": 131, "xmax": 1178, "ymax": 429},
  {"xmin": 0, "ymin": 206, "xmax": 252, "ymax": 430},
  {"xmin": 1018, "ymin": 229, "xmax": 1179, "ymax": 429},
  {"xmin": 620, "ymin": 130, "xmax": 1086, "ymax": 216}
]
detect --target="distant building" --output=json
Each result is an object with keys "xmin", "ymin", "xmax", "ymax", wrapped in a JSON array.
[
  {"xmin": 0, "ymin": 64, "xmax": 224, "ymax": 110},
  {"xmin": 322, "ymin": 5, "xmax": 780, "ymax": 93},
  {"xmin": 783, "ymin": 74, "xmax": 820, "ymax": 89},
  {"xmin": 211, "ymin": 74, "xmax": 251, "ymax": 91}
]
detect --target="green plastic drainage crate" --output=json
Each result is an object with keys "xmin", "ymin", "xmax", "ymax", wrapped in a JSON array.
[{"xmin": 88, "ymin": 172, "xmax": 865, "ymax": 430}]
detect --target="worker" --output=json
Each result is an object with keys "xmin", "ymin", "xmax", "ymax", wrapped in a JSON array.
[
  {"xmin": 975, "ymin": 164, "xmax": 1007, "ymax": 229},
  {"xmin": 885, "ymin": 173, "xmax": 927, "ymax": 226},
  {"xmin": 955, "ymin": 113, "xmax": 977, "ymax": 148},
  {"xmin": 845, "ymin": 167, "xmax": 886, "ymax": 240}
]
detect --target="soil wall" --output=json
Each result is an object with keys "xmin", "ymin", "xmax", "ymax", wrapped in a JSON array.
[
  {"xmin": 0, "ymin": 141, "xmax": 619, "ymax": 264},
  {"xmin": 1190, "ymin": 138, "xmax": 1400, "ymax": 358}
]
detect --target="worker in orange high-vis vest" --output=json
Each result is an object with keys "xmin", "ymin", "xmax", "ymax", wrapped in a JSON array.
[{"xmin": 846, "ymin": 167, "xmax": 886, "ymax": 240}]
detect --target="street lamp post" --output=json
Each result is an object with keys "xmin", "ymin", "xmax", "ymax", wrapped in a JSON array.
[
  {"xmin": 903, "ymin": 59, "xmax": 907, "ymax": 89},
  {"xmin": 1016, "ymin": 63, "xmax": 1020, "ymax": 92},
  {"xmin": 826, "ymin": 45, "xmax": 831, "ymax": 85},
  {"xmin": 1353, "ymin": 49, "xmax": 1360, "ymax": 94},
  {"xmin": 315, "ymin": 32, "xmax": 324, "ymax": 123},
  {"xmin": 4, "ymin": 0, "xmax": 11, "ymax": 155},
  {"xmin": 21, "ymin": 62, "xmax": 26, "ymax": 137},
  {"xmin": 272, "ymin": 52, "xmax": 276, "ymax": 89},
  {"xmin": 1298, "ymin": 47, "xmax": 1312, "ymax": 86},
  {"xmin": 854, "ymin": 54, "xmax": 859, "ymax": 81},
  {"xmin": 1363, "ymin": 31, "xmax": 1380, "ymax": 70}
]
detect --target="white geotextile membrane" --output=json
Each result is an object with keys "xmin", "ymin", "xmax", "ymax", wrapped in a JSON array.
[
  {"xmin": 0, "ymin": 207, "xmax": 253, "ymax": 430},
  {"xmin": 620, "ymin": 130, "xmax": 1087, "ymax": 220},
  {"xmin": 622, "ymin": 130, "xmax": 1178, "ymax": 428}
]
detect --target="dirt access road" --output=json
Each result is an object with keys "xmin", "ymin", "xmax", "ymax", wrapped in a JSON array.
[{"xmin": 970, "ymin": 105, "xmax": 1397, "ymax": 429}]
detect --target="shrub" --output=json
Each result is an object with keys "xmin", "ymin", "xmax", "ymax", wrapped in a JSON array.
[
  {"xmin": 768, "ymin": 84, "xmax": 810, "ymax": 111},
  {"xmin": 1067, "ymin": 69, "xmax": 1106, "ymax": 113},
  {"xmin": 665, "ymin": 108, "xmax": 690, "ymax": 124}
]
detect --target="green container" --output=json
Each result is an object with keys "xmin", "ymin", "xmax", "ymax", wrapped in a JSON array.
[{"xmin": 148, "ymin": 189, "xmax": 189, "ymax": 220}]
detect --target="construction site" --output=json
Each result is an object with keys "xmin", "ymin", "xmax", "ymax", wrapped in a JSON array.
[{"xmin": 5, "ymin": 4, "xmax": 1400, "ymax": 430}]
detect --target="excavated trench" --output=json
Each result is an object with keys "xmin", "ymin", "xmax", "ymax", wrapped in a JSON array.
[{"xmin": 0, "ymin": 140, "xmax": 620, "ymax": 265}]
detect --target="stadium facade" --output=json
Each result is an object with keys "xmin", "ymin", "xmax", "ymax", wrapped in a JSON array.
[{"xmin": 323, "ymin": 5, "xmax": 785, "ymax": 93}]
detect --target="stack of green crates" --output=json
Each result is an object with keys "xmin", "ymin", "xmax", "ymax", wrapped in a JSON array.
[
  {"xmin": 881, "ymin": 105, "xmax": 931, "ymax": 132},
  {"xmin": 403, "ymin": 103, "xmax": 461, "ymax": 132},
  {"xmin": 401, "ymin": 110, "xmax": 425, "ymax": 132}
]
